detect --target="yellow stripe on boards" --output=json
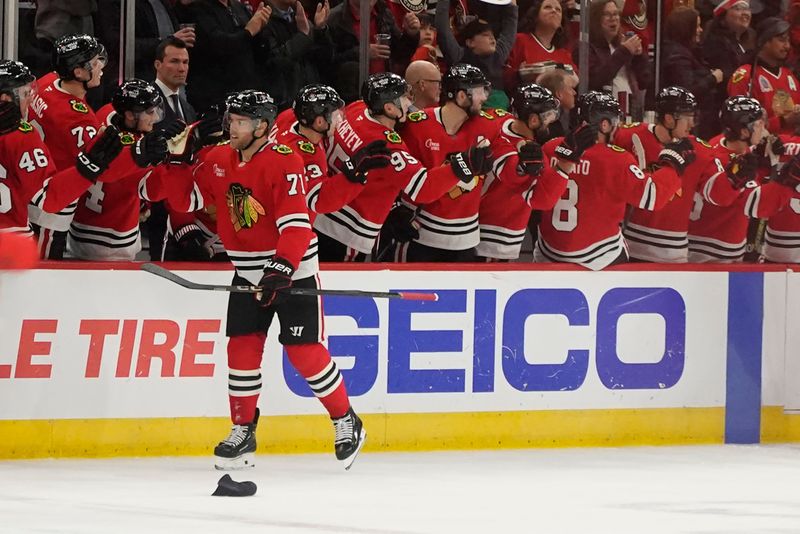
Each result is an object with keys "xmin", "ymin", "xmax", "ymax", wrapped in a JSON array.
[
  {"xmin": 0, "ymin": 408, "xmax": 725, "ymax": 460},
  {"xmin": 760, "ymin": 406, "xmax": 800, "ymax": 443}
]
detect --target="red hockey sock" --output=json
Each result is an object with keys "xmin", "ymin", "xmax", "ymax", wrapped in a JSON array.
[
  {"xmin": 285, "ymin": 343, "xmax": 350, "ymax": 418},
  {"xmin": 227, "ymin": 333, "xmax": 266, "ymax": 424}
]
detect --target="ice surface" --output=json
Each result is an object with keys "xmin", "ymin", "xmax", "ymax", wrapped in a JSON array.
[{"xmin": 1, "ymin": 445, "xmax": 800, "ymax": 534}]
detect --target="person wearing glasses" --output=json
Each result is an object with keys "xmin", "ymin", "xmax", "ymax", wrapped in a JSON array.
[
  {"xmin": 578, "ymin": 0, "xmax": 651, "ymax": 120},
  {"xmin": 405, "ymin": 60, "xmax": 443, "ymax": 111}
]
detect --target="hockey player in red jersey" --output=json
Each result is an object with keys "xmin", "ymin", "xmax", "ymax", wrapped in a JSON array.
[
  {"xmin": 278, "ymin": 84, "xmax": 390, "ymax": 222},
  {"xmin": 27, "ymin": 34, "xmax": 107, "ymax": 259},
  {"xmin": 314, "ymin": 72, "xmax": 489, "ymax": 261},
  {"xmin": 397, "ymin": 64, "xmax": 501, "ymax": 262},
  {"xmin": 616, "ymin": 87, "xmax": 735, "ymax": 262},
  {"xmin": 159, "ymin": 90, "xmax": 367, "ymax": 470},
  {"xmin": 476, "ymin": 84, "xmax": 575, "ymax": 260},
  {"xmin": 688, "ymin": 96, "xmax": 800, "ymax": 262},
  {"xmin": 536, "ymin": 91, "xmax": 693, "ymax": 270}
]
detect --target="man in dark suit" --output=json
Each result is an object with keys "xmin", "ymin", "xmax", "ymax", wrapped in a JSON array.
[{"xmin": 153, "ymin": 36, "xmax": 197, "ymax": 124}]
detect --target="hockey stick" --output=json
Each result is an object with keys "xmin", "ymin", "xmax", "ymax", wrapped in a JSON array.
[{"xmin": 140, "ymin": 263, "xmax": 439, "ymax": 301}]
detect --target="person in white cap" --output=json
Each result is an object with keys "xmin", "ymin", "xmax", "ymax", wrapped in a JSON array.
[{"xmin": 698, "ymin": 0, "xmax": 755, "ymax": 138}]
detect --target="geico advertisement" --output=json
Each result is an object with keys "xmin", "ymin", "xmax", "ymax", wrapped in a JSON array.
[{"xmin": 0, "ymin": 269, "xmax": 728, "ymax": 419}]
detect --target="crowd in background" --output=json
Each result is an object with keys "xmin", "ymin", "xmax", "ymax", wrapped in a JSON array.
[{"xmin": 3, "ymin": 0, "xmax": 800, "ymax": 267}]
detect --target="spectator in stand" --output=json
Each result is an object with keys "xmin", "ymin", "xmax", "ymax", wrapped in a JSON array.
[
  {"xmin": 35, "ymin": 1, "xmax": 96, "ymax": 45},
  {"xmin": 435, "ymin": 0, "xmax": 517, "ymax": 109},
  {"xmin": 327, "ymin": 0, "xmax": 420, "ymax": 102},
  {"xmin": 410, "ymin": 14, "xmax": 446, "ymax": 72},
  {"xmin": 405, "ymin": 60, "xmax": 443, "ymax": 110},
  {"xmin": 261, "ymin": 0, "xmax": 334, "ymax": 109},
  {"xmin": 728, "ymin": 17, "xmax": 800, "ymax": 134},
  {"xmin": 536, "ymin": 67, "xmax": 576, "ymax": 139},
  {"xmin": 96, "ymin": 0, "xmax": 195, "ymax": 91},
  {"xmin": 579, "ymin": 0, "xmax": 651, "ymax": 120},
  {"xmin": 661, "ymin": 7, "xmax": 724, "ymax": 138},
  {"xmin": 181, "ymin": 0, "xmax": 272, "ymax": 113},
  {"xmin": 699, "ymin": 0, "xmax": 754, "ymax": 139},
  {"xmin": 503, "ymin": 0, "xmax": 574, "ymax": 96},
  {"xmin": 788, "ymin": 0, "xmax": 800, "ymax": 74}
]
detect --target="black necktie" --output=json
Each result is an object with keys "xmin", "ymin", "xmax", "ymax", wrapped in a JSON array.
[{"xmin": 171, "ymin": 94, "xmax": 184, "ymax": 121}]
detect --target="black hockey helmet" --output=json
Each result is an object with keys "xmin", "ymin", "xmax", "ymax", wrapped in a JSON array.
[
  {"xmin": 0, "ymin": 60, "xmax": 35, "ymax": 97},
  {"xmin": 442, "ymin": 63, "xmax": 490, "ymax": 100},
  {"xmin": 293, "ymin": 84, "xmax": 344, "ymax": 126},
  {"xmin": 512, "ymin": 83, "xmax": 560, "ymax": 123},
  {"xmin": 226, "ymin": 89, "xmax": 278, "ymax": 124},
  {"xmin": 361, "ymin": 72, "xmax": 408, "ymax": 115},
  {"xmin": 53, "ymin": 34, "xmax": 107, "ymax": 80},
  {"xmin": 720, "ymin": 96, "xmax": 764, "ymax": 140},
  {"xmin": 112, "ymin": 79, "xmax": 163, "ymax": 114},
  {"xmin": 575, "ymin": 91, "xmax": 621, "ymax": 127},
  {"xmin": 655, "ymin": 86, "xmax": 698, "ymax": 117}
]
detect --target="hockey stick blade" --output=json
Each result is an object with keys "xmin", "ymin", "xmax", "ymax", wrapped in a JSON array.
[{"xmin": 140, "ymin": 263, "xmax": 438, "ymax": 301}]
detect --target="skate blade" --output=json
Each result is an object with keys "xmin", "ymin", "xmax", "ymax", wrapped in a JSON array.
[
  {"xmin": 341, "ymin": 428, "xmax": 367, "ymax": 471},
  {"xmin": 214, "ymin": 452, "xmax": 255, "ymax": 471}
]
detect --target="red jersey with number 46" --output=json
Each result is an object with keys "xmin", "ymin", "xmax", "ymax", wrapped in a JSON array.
[
  {"xmin": 613, "ymin": 122, "xmax": 729, "ymax": 262},
  {"xmin": 0, "ymin": 122, "xmax": 57, "ymax": 235},
  {"xmin": 536, "ymin": 140, "xmax": 681, "ymax": 270},
  {"xmin": 476, "ymin": 118, "xmax": 568, "ymax": 259}
]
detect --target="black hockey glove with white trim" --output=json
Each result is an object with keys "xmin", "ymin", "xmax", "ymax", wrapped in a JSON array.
[
  {"xmin": 342, "ymin": 140, "xmax": 391, "ymax": 184},
  {"xmin": 657, "ymin": 138, "xmax": 696, "ymax": 175},
  {"xmin": 517, "ymin": 141, "xmax": 544, "ymax": 177},
  {"xmin": 450, "ymin": 142, "xmax": 493, "ymax": 183},
  {"xmin": 555, "ymin": 123, "xmax": 596, "ymax": 163},
  {"xmin": 725, "ymin": 152, "xmax": 759, "ymax": 190},
  {"xmin": 256, "ymin": 256, "xmax": 294, "ymax": 307},
  {"xmin": 383, "ymin": 204, "xmax": 419, "ymax": 243},
  {"xmin": 774, "ymin": 154, "xmax": 800, "ymax": 190},
  {"xmin": 132, "ymin": 130, "xmax": 169, "ymax": 168},
  {"xmin": 76, "ymin": 125, "xmax": 123, "ymax": 182}
]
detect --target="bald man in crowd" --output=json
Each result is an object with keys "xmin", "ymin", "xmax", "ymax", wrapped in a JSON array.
[{"xmin": 405, "ymin": 60, "xmax": 443, "ymax": 112}]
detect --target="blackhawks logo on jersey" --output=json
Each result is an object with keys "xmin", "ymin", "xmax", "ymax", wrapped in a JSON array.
[
  {"xmin": 272, "ymin": 144, "xmax": 293, "ymax": 155},
  {"xmin": 609, "ymin": 144, "xmax": 626, "ymax": 152},
  {"xmin": 384, "ymin": 130, "xmax": 402, "ymax": 144},
  {"xmin": 298, "ymin": 140, "xmax": 316, "ymax": 154},
  {"xmin": 70, "ymin": 99, "xmax": 89, "ymax": 114},
  {"xmin": 227, "ymin": 183, "xmax": 266, "ymax": 232},
  {"xmin": 492, "ymin": 108, "xmax": 509, "ymax": 117},
  {"xmin": 119, "ymin": 132, "xmax": 136, "ymax": 145},
  {"xmin": 731, "ymin": 68, "xmax": 747, "ymax": 85},
  {"xmin": 479, "ymin": 111, "xmax": 495, "ymax": 120},
  {"xmin": 17, "ymin": 121, "xmax": 33, "ymax": 133},
  {"xmin": 407, "ymin": 110, "xmax": 428, "ymax": 122},
  {"xmin": 696, "ymin": 137, "xmax": 712, "ymax": 148}
]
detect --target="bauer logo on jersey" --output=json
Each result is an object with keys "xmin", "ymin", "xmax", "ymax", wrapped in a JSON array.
[
  {"xmin": 70, "ymin": 99, "xmax": 89, "ymax": 114},
  {"xmin": 384, "ymin": 130, "xmax": 402, "ymax": 144},
  {"xmin": 119, "ymin": 132, "xmax": 136, "ymax": 145},
  {"xmin": 407, "ymin": 110, "xmax": 427, "ymax": 122},
  {"xmin": 273, "ymin": 144, "xmax": 293, "ymax": 155},
  {"xmin": 297, "ymin": 140, "xmax": 316, "ymax": 154},
  {"xmin": 227, "ymin": 183, "xmax": 266, "ymax": 232},
  {"xmin": 17, "ymin": 121, "xmax": 33, "ymax": 133},
  {"xmin": 731, "ymin": 68, "xmax": 746, "ymax": 84}
]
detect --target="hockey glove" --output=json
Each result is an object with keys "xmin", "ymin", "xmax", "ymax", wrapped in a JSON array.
[
  {"xmin": 774, "ymin": 154, "xmax": 800, "ymax": 190},
  {"xmin": 256, "ymin": 256, "xmax": 294, "ymax": 307},
  {"xmin": 517, "ymin": 141, "xmax": 544, "ymax": 177},
  {"xmin": 754, "ymin": 135, "xmax": 786, "ymax": 165},
  {"xmin": 158, "ymin": 119, "xmax": 188, "ymax": 141},
  {"xmin": 555, "ymin": 123, "xmax": 597, "ymax": 163},
  {"xmin": 382, "ymin": 204, "xmax": 419, "ymax": 243},
  {"xmin": 0, "ymin": 100, "xmax": 21, "ymax": 135},
  {"xmin": 132, "ymin": 130, "xmax": 169, "ymax": 168},
  {"xmin": 450, "ymin": 141, "xmax": 493, "ymax": 184},
  {"xmin": 657, "ymin": 138, "xmax": 696, "ymax": 175},
  {"xmin": 174, "ymin": 224, "xmax": 213, "ymax": 261},
  {"xmin": 196, "ymin": 112, "xmax": 225, "ymax": 146},
  {"xmin": 342, "ymin": 140, "xmax": 392, "ymax": 184},
  {"xmin": 725, "ymin": 152, "xmax": 759, "ymax": 190},
  {"xmin": 76, "ymin": 125, "xmax": 123, "ymax": 182}
]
